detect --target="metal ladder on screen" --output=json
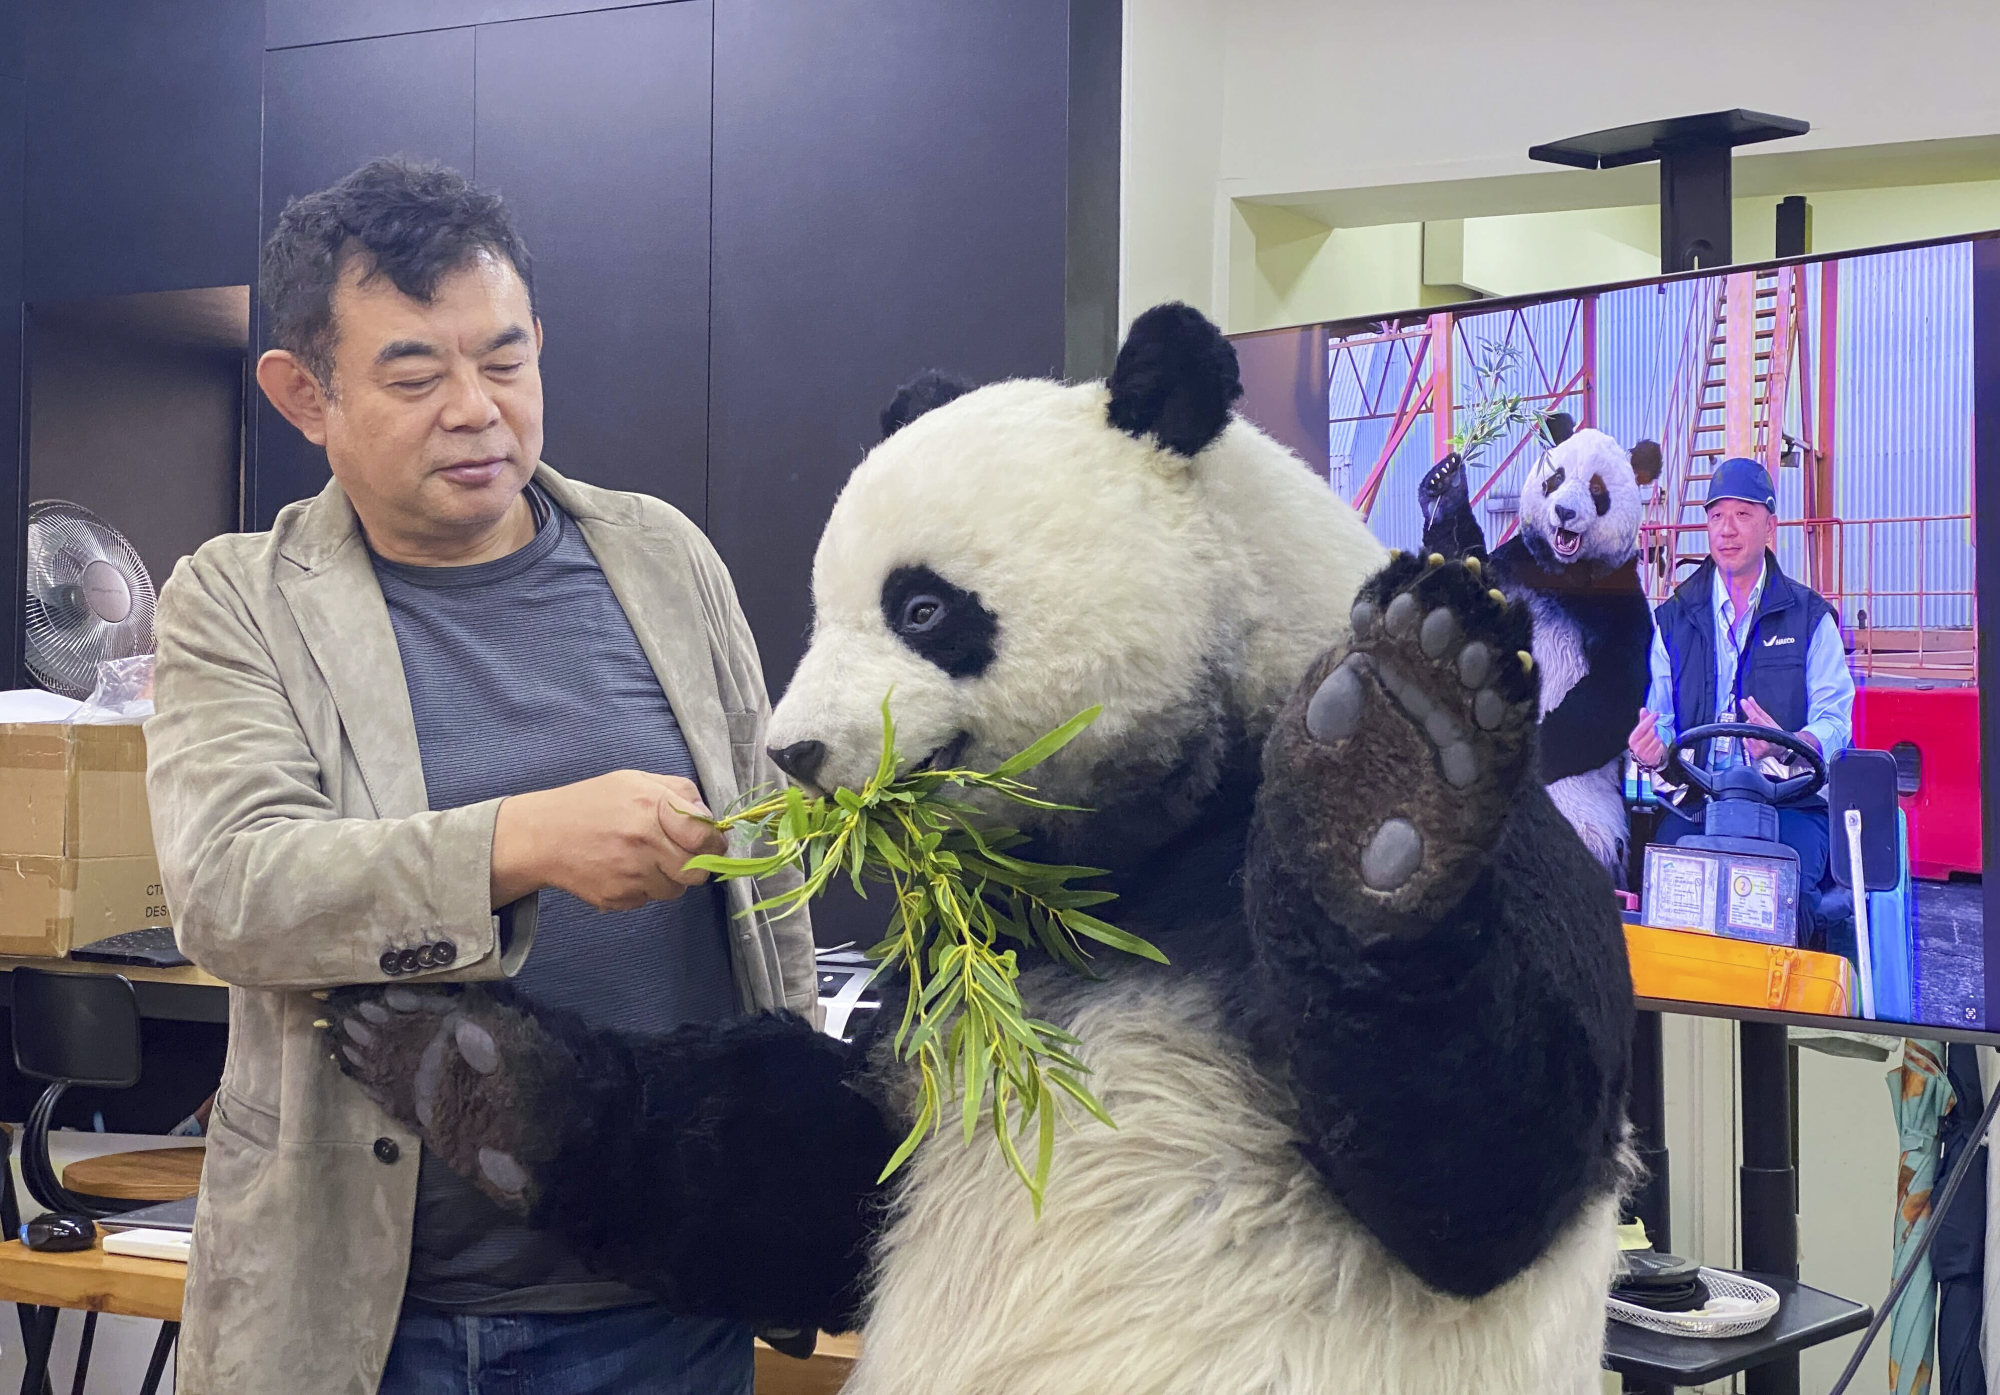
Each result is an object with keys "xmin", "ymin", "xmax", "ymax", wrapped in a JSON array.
[{"xmin": 1653, "ymin": 267, "xmax": 1810, "ymax": 591}]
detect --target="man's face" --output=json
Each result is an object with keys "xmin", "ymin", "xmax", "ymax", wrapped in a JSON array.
[
  {"xmin": 1705, "ymin": 498, "xmax": 1776, "ymax": 578},
  {"xmin": 311, "ymin": 251, "xmax": 543, "ymax": 550}
]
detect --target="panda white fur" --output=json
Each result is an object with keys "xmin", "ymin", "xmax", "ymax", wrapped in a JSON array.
[
  {"xmin": 327, "ymin": 305, "xmax": 1634, "ymax": 1395},
  {"xmin": 1424, "ymin": 421, "xmax": 1660, "ymax": 880}
]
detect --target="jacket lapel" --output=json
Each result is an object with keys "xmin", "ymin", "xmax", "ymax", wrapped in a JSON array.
[
  {"xmin": 274, "ymin": 483, "xmax": 430, "ymax": 818},
  {"xmin": 539, "ymin": 468, "xmax": 738, "ymax": 807}
]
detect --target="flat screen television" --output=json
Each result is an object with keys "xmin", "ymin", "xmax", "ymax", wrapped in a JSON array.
[{"xmin": 1232, "ymin": 230, "xmax": 2000, "ymax": 1042}]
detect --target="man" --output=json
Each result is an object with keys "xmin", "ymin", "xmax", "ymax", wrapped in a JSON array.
[
  {"xmin": 145, "ymin": 158, "xmax": 814, "ymax": 1394},
  {"xmin": 1626, "ymin": 456, "xmax": 1856, "ymax": 944}
]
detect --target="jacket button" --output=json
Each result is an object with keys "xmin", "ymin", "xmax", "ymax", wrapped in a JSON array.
[
  {"xmin": 413, "ymin": 944, "xmax": 436, "ymax": 969},
  {"xmin": 379, "ymin": 950, "xmax": 402, "ymax": 976},
  {"xmin": 373, "ymin": 1137, "xmax": 400, "ymax": 1165},
  {"xmin": 397, "ymin": 949, "xmax": 423, "ymax": 974},
  {"xmin": 433, "ymin": 940, "xmax": 456, "ymax": 967}
]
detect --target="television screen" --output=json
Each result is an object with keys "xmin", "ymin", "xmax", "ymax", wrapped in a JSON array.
[{"xmin": 1236, "ymin": 233, "xmax": 1998, "ymax": 1038}]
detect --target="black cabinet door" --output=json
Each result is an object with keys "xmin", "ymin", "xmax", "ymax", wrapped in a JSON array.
[
  {"xmin": 252, "ymin": 28, "xmax": 478, "ymax": 527},
  {"xmin": 23, "ymin": 0, "xmax": 260, "ymax": 301},
  {"xmin": 708, "ymin": 0, "xmax": 1071, "ymax": 693},
  {"xmin": 476, "ymin": 2, "xmax": 711, "ymax": 520},
  {"xmin": 0, "ymin": 73, "xmax": 22, "ymax": 688}
]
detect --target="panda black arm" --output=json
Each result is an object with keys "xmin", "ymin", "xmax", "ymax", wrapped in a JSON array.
[
  {"xmin": 324, "ymin": 984, "xmax": 897, "ymax": 1333},
  {"xmin": 1534, "ymin": 578, "xmax": 1655, "ymax": 783},
  {"xmin": 1244, "ymin": 555, "xmax": 1632, "ymax": 1296}
]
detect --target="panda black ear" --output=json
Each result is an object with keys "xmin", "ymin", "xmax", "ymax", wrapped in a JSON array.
[
  {"xmin": 1107, "ymin": 303, "xmax": 1242, "ymax": 457},
  {"xmin": 1543, "ymin": 412, "xmax": 1577, "ymax": 447},
  {"xmin": 1630, "ymin": 439, "xmax": 1663, "ymax": 485},
  {"xmin": 881, "ymin": 371, "xmax": 976, "ymax": 440}
]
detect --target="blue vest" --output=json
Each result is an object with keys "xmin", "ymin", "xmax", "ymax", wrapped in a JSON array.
[{"xmin": 1655, "ymin": 553, "xmax": 1834, "ymax": 785}]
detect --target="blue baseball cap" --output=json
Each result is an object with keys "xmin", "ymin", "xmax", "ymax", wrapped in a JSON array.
[{"xmin": 1706, "ymin": 457, "xmax": 1777, "ymax": 512}]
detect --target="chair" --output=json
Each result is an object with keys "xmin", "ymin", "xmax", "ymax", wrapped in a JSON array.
[{"xmin": 7, "ymin": 969, "xmax": 179, "ymax": 1395}]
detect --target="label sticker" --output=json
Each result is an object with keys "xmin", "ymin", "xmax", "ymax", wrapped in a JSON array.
[
  {"xmin": 1652, "ymin": 852, "xmax": 1716, "ymax": 932},
  {"xmin": 1726, "ymin": 866, "xmax": 1778, "ymax": 937}
]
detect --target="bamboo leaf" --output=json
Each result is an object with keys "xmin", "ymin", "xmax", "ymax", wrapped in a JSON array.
[
  {"xmin": 989, "ymin": 706, "xmax": 1102, "ymax": 778},
  {"xmin": 1058, "ymin": 909, "xmax": 1170, "ymax": 964}
]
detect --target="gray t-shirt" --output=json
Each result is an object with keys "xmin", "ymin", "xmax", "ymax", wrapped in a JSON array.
[{"xmin": 372, "ymin": 484, "xmax": 738, "ymax": 1312}]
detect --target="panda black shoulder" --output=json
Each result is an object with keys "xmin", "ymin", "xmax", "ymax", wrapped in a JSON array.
[{"xmin": 1485, "ymin": 536, "xmax": 1538, "ymax": 593}]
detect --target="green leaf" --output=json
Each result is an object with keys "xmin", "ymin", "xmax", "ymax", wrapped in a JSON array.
[
  {"xmin": 989, "ymin": 706, "xmax": 1102, "ymax": 779},
  {"xmin": 1058, "ymin": 909, "xmax": 1170, "ymax": 964}
]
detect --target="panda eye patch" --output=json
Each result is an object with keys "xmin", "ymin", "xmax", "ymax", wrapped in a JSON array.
[
  {"xmin": 1590, "ymin": 474, "xmax": 1611, "ymax": 516},
  {"xmin": 881, "ymin": 565, "xmax": 999, "ymax": 679},
  {"xmin": 1541, "ymin": 466, "xmax": 1566, "ymax": 497}
]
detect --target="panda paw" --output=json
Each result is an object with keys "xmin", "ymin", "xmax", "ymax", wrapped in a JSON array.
[
  {"xmin": 1262, "ymin": 552, "xmax": 1538, "ymax": 942},
  {"xmin": 322, "ymin": 984, "xmax": 583, "ymax": 1213}
]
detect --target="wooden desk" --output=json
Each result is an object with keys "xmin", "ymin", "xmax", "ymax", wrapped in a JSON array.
[
  {"xmin": 0, "ymin": 957, "xmax": 223, "ymax": 991},
  {"xmin": 0, "ymin": 956, "xmax": 227, "ymax": 1023},
  {"xmin": 0, "ymin": 1235, "xmax": 863, "ymax": 1392},
  {"xmin": 0, "ymin": 1232, "xmax": 184, "ymax": 1322}
]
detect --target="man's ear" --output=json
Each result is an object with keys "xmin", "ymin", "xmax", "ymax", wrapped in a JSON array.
[
  {"xmin": 256, "ymin": 350, "xmax": 331, "ymax": 448},
  {"xmin": 534, "ymin": 317, "xmax": 545, "ymax": 353}
]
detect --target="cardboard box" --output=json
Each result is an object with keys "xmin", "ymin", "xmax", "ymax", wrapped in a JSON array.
[
  {"xmin": 0, "ymin": 723, "xmax": 153, "ymax": 860},
  {"xmin": 0, "ymin": 854, "xmax": 170, "ymax": 958}
]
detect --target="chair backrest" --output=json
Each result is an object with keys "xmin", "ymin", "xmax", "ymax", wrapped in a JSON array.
[
  {"xmin": 1829, "ymin": 750, "xmax": 1902, "ymax": 893},
  {"xmin": 11, "ymin": 968, "xmax": 141, "ymax": 1089}
]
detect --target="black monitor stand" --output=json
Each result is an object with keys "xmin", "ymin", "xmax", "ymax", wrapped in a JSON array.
[
  {"xmin": 1534, "ymin": 110, "xmax": 1835, "ymax": 1395},
  {"xmin": 1530, "ymin": 109, "xmax": 1809, "ymax": 272}
]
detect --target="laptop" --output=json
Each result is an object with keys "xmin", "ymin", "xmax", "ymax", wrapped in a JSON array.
[{"xmin": 96, "ymin": 1195, "xmax": 197, "ymax": 1233}]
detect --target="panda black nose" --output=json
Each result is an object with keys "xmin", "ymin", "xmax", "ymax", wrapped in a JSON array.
[
  {"xmin": 768, "ymin": 740, "xmax": 828, "ymax": 785},
  {"xmin": 1553, "ymin": 503, "xmax": 1577, "ymax": 525}
]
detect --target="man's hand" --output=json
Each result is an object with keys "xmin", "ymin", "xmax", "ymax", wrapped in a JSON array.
[
  {"xmin": 490, "ymin": 771, "xmax": 728, "ymax": 911},
  {"xmin": 1627, "ymin": 708, "xmax": 1668, "ymax": 770},
  {"xmin": 1739, "ymin": 696, "xmax": 1819, "ymax": 764}
]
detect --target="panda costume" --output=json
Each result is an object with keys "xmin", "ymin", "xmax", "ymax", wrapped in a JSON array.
[
  {"xmin": 1422, "ymin": 420, "xmax": 1662, "ymax": 879},
  {"xmin": 328, "ymin": 306, "xmax": 1633, "ymax": 1395}
]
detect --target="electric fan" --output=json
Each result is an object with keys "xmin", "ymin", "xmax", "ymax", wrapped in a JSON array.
[{"xmin": 23, "ymin": 500, "xmax": 157, "ymax": 700}]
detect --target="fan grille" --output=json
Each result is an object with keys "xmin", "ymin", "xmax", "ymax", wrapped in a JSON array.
[{"xmin": 24, "ymin": 501, "xmax": 157, "ymax": 700}]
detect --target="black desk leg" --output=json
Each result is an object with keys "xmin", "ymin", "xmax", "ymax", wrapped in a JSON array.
[
  {"xmin": 17, "ymin": 1306, "xmax": 55, "ymax": 1395},
  {"xmin": 11, "ymin": 1303, "xmax": 50, "ymax": 1395},
  {"xmin": 139, "ymin": 1320, "xmax": 178, "ymax": 1395},
  {"xmin": 67, "ymin": 1310, "xmax": 93, "ymax": 1395},
  {"xmin": 1741, "ymin": 1020, "xmax": 1800, "ymax": 1395}
]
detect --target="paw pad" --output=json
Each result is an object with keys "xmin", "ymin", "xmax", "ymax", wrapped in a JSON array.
[{"xmin": 1361, "ymin": 818, "xmax": 1424, "ymax": 891}]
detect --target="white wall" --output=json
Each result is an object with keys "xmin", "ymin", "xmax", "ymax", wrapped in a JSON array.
[
  {"xmin": 1119, "ymin": 0, "xmax": 1228, "ymax": 319},
  {"xmin": 1124, "ymin": 0, "xmax": 2000, "ymax": 327}
]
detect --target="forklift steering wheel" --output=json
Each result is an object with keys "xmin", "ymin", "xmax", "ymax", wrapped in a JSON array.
[{"xmin": 1668, "ymin": 722, "xmax": 1827, "ymax": 805}]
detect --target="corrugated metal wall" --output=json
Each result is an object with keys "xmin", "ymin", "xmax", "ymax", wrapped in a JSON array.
[{"xmin": 1832, "ymin": 243, "xmax": 1975, "ymax": 629}]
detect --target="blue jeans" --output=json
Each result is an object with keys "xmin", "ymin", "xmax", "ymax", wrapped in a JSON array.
[{"xmin": 379, "ymin": 1305, "xmax": 752, "ymax": 1395}]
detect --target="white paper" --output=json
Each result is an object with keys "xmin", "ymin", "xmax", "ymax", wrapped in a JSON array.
[
  {"xmin": 1651, "ymin": 852, "xmax": 1715, "ymax": 931},
  {"xmin": 1725, "ymin": 866, "xmax": 1778, "ymax": 937}
]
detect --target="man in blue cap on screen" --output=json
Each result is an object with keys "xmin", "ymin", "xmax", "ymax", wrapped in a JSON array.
[{"xmin": 1626, "ymin": 455, "xmax": 1856, "ymax": 944}]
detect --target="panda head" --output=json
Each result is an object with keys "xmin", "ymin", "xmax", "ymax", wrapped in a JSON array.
[
  {"xmin": 1516, "ymin": 426, "xmax": 1662, "ymax": 573},
  {"xmin": 764, "ymin": 304, "xmax": 1383, "ymax": 843}
]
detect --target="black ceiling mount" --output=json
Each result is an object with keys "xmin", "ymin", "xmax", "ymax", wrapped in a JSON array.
[{"xmin": 1530, "ymin": 109, "xmax": 1811, "ymax": 273}]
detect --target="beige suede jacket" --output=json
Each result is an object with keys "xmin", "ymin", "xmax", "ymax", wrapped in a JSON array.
[{"xmin": 145, "ymin": 465, "xmax": 815, "ymax": 1393}]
